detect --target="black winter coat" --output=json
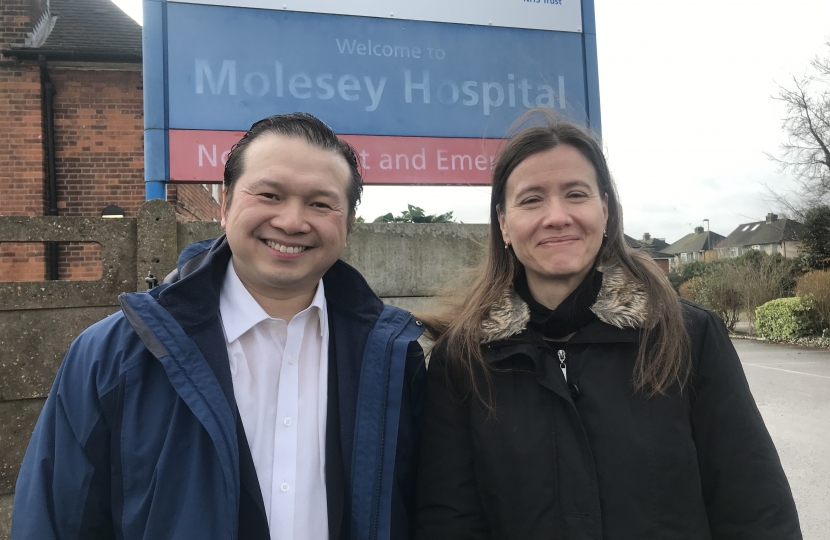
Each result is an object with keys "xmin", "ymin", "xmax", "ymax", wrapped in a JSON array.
[{"xmin": 416, "ymin": 265, "xmax": 801, "ymax": 540}]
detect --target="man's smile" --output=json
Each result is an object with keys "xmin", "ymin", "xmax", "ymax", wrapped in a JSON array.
[{"xmin": 263, "ymin": 239, "xmax": 310, "ymax": 255}]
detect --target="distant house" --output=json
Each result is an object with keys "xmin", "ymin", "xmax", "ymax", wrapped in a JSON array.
[
  {"xmin": 716, "ymin": 213, "xmax": 803, "ymax": 259},
  {"xmin": 625, "ymin": 234, "xmax": 674, "ymax": 274},
  {"xmin": 664, "ymin": 227, "xmax": 726, "ymax": 269},
  {"xmin": 638, "ymin": 232, "xmax": 670, "ymax": 252}
]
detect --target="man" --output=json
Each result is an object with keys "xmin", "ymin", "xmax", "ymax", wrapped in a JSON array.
[{"xmin": 13, "ymin": 113, "xmax": 426, "ymax": 540}]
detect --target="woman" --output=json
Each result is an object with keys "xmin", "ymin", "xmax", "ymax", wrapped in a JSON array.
[{"xmin": 415, "ymin": 116, "xmax": 801, "ymax": 540}]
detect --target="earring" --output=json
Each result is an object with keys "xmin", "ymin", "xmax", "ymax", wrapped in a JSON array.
[
  {"xmin": 603, "ymin": 230, "xmax": 607, "ymax": 238},
  {"xmin": 504, "ymin": 242, "xmax": 510, "ymax": 249}
]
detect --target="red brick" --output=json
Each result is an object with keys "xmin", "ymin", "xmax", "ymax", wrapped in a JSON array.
[{"xmin": 1, "ymin": 3, "xmax": 221, "ymax": 280}]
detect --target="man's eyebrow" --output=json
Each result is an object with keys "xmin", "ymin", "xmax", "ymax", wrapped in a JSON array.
[
  {"xmin": 247, "ymin": 178, "xmax": 282, "ymax": 190},
  {"xmin": 247, "ymin": 178, "xmax": 341, "ymax": 200},
  {"xmin": 305, "ymin": 187, "xmax": 341, "ymax": 199}
]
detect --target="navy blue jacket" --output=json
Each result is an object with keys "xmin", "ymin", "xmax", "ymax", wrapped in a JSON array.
[{"xmin": 13, "ymin": 237, "xmax": 426, "ymax": 540}]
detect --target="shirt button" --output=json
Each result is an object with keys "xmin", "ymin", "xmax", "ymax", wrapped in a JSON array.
[
  {"xmin": 280, "ymin": 483, "xmax": 290, "ymax": 492},
  {"xmin": 287, "ymin": 354, "xmax": 295, "ymax": 365},
  {"xmin": 283, "ymin": 417, "xmax": 292, "ymax": 427}
]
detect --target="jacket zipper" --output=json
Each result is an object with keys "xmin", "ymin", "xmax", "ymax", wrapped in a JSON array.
[
  {"xmin": 558, "ymin": 349, "xmax": 567, "ymax": 381},
  {"xmin": 371, "ymin": 317, "xmax": 411, "ymax": 539}
]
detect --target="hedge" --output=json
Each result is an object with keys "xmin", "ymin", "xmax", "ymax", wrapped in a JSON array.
[{"xmin": 755, "ymin": 296, "xmax": 816, "ymax": 339}]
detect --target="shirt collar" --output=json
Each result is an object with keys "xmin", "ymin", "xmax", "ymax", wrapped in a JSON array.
[{"xmin": 219, "ymin": 258, "xmax": 327, "ymax": 343}]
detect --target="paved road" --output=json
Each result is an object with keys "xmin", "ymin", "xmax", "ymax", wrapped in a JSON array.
[{"xmin": 733, "ymin": 339, "xmax": 830, "ymax": 539}]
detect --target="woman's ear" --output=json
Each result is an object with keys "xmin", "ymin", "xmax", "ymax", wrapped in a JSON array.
[
  {"xmin": 497, "ymin": 205, "xmax": 511, "ymax": 246},
  {"xmin": 602, "ymin": 193, "xmax": 609, "ymax": 227}
]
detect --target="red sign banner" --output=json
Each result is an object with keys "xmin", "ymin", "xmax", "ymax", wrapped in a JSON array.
[{"xmin": 168, "ymin": 129, "xmax": 501, "ymax": 185}]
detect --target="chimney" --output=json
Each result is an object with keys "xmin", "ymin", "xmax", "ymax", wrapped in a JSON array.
[
  {"xmin": 642, "ymin": 232, "xmax": 651, "ymax": 241},
  {"xmin": 766, "ymin": 213, "xmax": 778, "ymax": 223},
  {"xmin": 694, "ymin": 226, "xmax": 704, "ymax": 234}
]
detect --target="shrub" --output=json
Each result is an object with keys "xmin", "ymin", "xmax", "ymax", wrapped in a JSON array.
[
  {"xmin": 755, "ymin": 296, "xmax": 817, "ymax": 339},
  {"xmin": 697, "ymin": 278, "xmax": 743, "ymax": 332},
  {"xmin": 732, "ymin": 251, "xmax": 796, "ymax": 329},
  {"xmin": 796, "ymin": 270, "xmax": 830, "ymax": 330},
  {"xmin": 678, "ymin": 276, "xmax": 703, "ymax": 303},
  {"xmin": 680, "ymin": 274, "xmax": 742, "ymax": 331},
  {"xmin": 682, "ymin": 261, "xmax": 709, "ymax": 281},
  {"xmin": 801, "ymin": 205, "xmax": 830, "ymax": 270}
]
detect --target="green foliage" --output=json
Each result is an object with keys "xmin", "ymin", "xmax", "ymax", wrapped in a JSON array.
[
  {"xmin": 755, "ymin": 296, "xmax": 817, "ymax": 339},
  {"xmin": 354, "ymin": 216, "xmax": 365, "ymax": 223},
  {"xmin": 668, "ymin": 260, "xmax": 710, "ymax": 292},
  {"xmin": 681, "ymin": 261, "xmax": 709, "ymax": 281},
  {"xmin": 667, "ymin": 270, "xmax": 685, "ymax": 292},
  {"xmin": 679, "ymin": 274, "xmax": 742, "ymax": 331},
  {"xmin": 801, "ymin": 205, "xmax": 830, "ymax": 270},
  {"xmin": 796, "ymin": 270, "xmax": 830, "ymax": 330},
  {"xmin": 373, "ymin": 204, "xmax": 455, "ymax": 223},
  {"xmin": 671, "ymin": 252, "xmax": 797, "ymax": 331},
  {"xmin": 678, "ymin": 276, "xmax": 703, "ymax": 303}
]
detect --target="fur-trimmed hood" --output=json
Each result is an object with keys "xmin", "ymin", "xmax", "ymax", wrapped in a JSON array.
[{"xmin": 481, "ymin": 265, "xmax": 649, "ymax": 344}]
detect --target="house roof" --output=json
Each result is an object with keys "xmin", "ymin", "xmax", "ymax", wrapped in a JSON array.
[
  {"xmin": 717, "ymin": 218, "xmax": 803, "ymax": 249},
  {"xmin": 638, "ymin": 236, "xmax": 670, "ymax": 251},
  {"xmin": 663, "ymin": 230, "xmax": 725, "ymax": 255},
  {"xmin": 625, "ymin": 235, "xmax": 674, "ymax": 260},
  {"xmin": 7, "ymin": 0, "xmax": 141, "ymax": 62}
]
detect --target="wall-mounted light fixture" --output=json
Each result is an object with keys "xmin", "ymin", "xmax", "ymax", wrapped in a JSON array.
[{"xmin": 101, "ymin": 204, "xmax": 125, "ymax": 218}]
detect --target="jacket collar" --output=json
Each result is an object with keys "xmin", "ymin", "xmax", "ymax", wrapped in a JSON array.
[{"xmin": 482, "ymin": 264, "xmax": 647, "ymax": 346}]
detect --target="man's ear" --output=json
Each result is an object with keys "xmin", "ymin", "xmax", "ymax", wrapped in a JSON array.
[
  {"xmin": 220, "ymin": 187, "xmax": 229, "ymax": 229},
  {"xmin": 347, "ymin": 211, "xmax": 356, "ymax": 234}
]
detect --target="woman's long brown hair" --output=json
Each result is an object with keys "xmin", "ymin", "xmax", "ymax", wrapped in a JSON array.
[{"xmin": 419, "ymin": 111, "xmax": 690, "ymax": 405}]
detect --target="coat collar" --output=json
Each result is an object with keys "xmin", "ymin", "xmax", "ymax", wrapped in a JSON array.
[{"xmin": 481, "ymin": 264, "xmax": 648, "ymax": 346}]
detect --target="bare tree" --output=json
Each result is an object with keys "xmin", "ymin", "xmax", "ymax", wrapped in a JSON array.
[
  {"xmin": 767, "ymin": 43, "xmax": 830, "ymax": 218},
  {"xmin": 731, "ymin": 252, "xmax": 796, "ymax": 332}
]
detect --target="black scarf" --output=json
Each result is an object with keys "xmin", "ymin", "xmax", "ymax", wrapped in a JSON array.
[{"xmin": 514, "ymin": 268, "xmax": 604, "ymax": 339}]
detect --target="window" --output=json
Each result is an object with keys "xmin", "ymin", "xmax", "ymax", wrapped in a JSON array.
[
  {"xmin": 751, "ymin": 223, "xmax": 760, "ymax": 231},
  {"xmin": 681, "ymin": 253, "xmax": 689, "ymax": 262}
]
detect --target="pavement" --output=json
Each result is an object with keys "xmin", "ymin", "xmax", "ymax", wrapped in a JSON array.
[{"xmin": 732, "ymin": 339, "xmax": 830, "ymax": 539}]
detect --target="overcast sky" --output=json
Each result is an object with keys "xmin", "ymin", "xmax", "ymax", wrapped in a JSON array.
[{"xmin": 114, "ymin": 0, "xmax": 829, "ymax": 244}]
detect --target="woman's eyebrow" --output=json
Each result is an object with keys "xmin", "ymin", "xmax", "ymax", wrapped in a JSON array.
[
  {"xmin": 512, "ymin": 184, "xmax": 545, "ymax": 199},
  {"xmin": 560, "ymin": 179, "xmax": 595, "ymax": 190}
]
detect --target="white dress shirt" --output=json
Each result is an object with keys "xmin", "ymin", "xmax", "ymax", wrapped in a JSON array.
[{"xmin": 219, "ymin": 259, "xmax": 329, "ymax": 540}]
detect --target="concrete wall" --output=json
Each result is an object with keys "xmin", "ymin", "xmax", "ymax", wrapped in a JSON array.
[{"xmin": 0, "ymin": 200, "xmax": 487, "ymax": 536}]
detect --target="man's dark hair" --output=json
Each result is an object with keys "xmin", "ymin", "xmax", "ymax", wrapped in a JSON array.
[{"xmin": 223, "ymin": 112, "xmax": 363, "ymax": 214}]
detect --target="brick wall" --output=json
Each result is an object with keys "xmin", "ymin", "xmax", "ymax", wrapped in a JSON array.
[
  {"xmin": 0, "ymin": 0, "xmax": 34, "ymax": 58},
  {"xmin": 1, "ymin": 0, "xmax": 46, "ymax": 283},
  {"xmin": 1, "ymin": 0, "xmax": 221, "ymax": 282},
  {"xmin": 0, "ymin": 63, "xmax": 220, "ymax": 281},
  {"xmin": 0, "ymin": 243, "xmax": 46, "ymax": 281},
  {"xmin": 169, "ymin": 183, "xmax": 222, "ymax": 222},
  {"xmin": 0, "ymin": 64, "xmax": 43, "ymax": 217},
  {"xmin": 50, "ymin": 67, "xmax": 145, "ymax": 218}
]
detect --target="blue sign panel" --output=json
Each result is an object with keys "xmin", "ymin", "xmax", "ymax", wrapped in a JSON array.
[{"xmin": 165, "ymin": 4, "xmax": 588, "ymax": 138}]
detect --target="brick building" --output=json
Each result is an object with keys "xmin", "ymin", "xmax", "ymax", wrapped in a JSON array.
[{"xmin": 1, "ymin": 0, "xmax": 221, "ymax": 282}]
